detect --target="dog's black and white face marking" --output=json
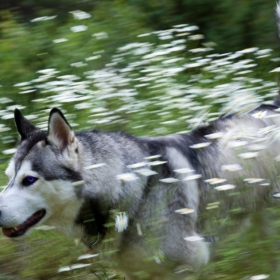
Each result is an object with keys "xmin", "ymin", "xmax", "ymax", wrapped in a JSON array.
[
  {"xmin": 0, "ymin": 109, "xmax": 85, "ymax": 238},
  {"xmin": 1, "ymin": 160, "xmax": 46, "ymax": 237}
]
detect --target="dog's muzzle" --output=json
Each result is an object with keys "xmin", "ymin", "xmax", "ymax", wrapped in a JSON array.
[{"xmin": 1, "ymin": 209, "xmax": 46, "ymax": 237}]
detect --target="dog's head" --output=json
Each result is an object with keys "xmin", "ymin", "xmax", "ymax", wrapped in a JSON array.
[{"xmin": 0, "ymin": 109, "xmax": 84, "ymax": 238}]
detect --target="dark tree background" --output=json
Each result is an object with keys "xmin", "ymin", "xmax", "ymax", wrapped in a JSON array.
[{"xmin": 1, "ymin": 0, "xmax": 278, "ymax": 52}]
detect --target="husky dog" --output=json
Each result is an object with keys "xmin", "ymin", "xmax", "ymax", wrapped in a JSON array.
[{"xmin": 1, "ymin": 102, "xmax": 280, "ymax": 279}]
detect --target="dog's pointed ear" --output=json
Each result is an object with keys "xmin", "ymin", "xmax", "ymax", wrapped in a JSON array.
[
  {"xmin": 14, "ymin": 108, "xmax": 37, "ymax": 141},
  {"xmin": 47, "ymin": 108, "xmax": 76, "ymax": 154}
]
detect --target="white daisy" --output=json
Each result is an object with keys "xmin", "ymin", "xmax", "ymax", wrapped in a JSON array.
[
  {"xmin": 175, "ymin": 208, "xmax": 194, "ymax": 214},
  {"xmin": 205, "ymin": 178, "xmax": 227, "ymax": 185},
  {"xmin": 115, "ymin": 212, "xmax": 129, "ymax": 232},
  {"xmin": 116, "ymin": 173, "xmax": 138, "ymax": 182},
  {"xmin": 214, "ymin": 184, "xmax": 236, "ymax": 191},
  {"xmin": 252, "ymin": 110, "xmax": 267, "ymax": 119}
]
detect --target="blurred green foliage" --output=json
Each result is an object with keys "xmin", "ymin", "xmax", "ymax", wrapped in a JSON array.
[
  {"xmin": 1, "ymin": 0, "xmax": 278, "ymax": 52},
  {"xmin": 1, "ymin": 0, "xmax": 280, "ymax": 279}
]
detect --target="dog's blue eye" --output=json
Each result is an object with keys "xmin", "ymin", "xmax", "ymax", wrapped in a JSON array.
[{"xmin": 22, "ymin": 176, "xmax": 38, "ymax": 187}]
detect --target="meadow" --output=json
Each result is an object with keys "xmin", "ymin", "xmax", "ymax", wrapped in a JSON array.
[{"xmin": 0, "ymin": 9, "xmax": 280, "ymax": 280}]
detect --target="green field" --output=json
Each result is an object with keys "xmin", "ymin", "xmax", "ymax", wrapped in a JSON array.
[{"xmin": 1, "ymin": 2, "xmax": 280, "ymax": 279}]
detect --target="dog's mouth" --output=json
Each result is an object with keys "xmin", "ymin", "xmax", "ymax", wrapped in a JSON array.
[{"xmin": 2, "ymin": 209, "xmax": 46, "ymax": 238}]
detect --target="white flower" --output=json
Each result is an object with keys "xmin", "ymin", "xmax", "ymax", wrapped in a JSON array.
[
  {"xmin": 221, "ymin": 164, "xmax": 242, "ymax": 172},
  {"xmin": 53, "ymin": 38, "xmax": 68, "ymax": 43},
  {"xmin": 72, "ymin": 180, "xmax": 85, "ymax": 187},
  {"xmin": 36, "ymin": 68, "xmax": 58, "ymax": 75},
  {"xmin": 270, "ymin": 67, "xmax": 280, "ymax": 72},
  {"xmin": 237, "ymin": 47, "xmax": 259, "ymax": 54},
  {"xmin": 84, "ymin": 163, "xmax": 106, "ymax": 170},
  {"xmin": 31, "ymin": 16, "xmax": 57, "ymax": 22},
  {"xmin": 228, "ymin": 140, "xmax": 248, "ymax": 148},
  {"xmin": 205, "ymin": 178, "xmax": 226, "ymax": 185},
  {"xmin": 206, "ymin": 202, "xmax": 220, "ymax": 210},
  {"xmin": 239, "ymin": 152, "xmax": 258, "ymax": 159},
  {"xmin": 135, "ymin": 168, "xmax": 157, "ymax": 176},
  {"xmin": 153, "ymin": 251, "xmax": 164, "ymax": 264},
  {"xmin": 93, "ymin": 32, "xmax": 108, "ymax": 40},
  {"xmin": 188, "ymin": 34, "xmax": 204, "ymax": 40},
  {"xmin": 14, "ymin": 82, "xmax": 31, "ymax": 87},
  {"xmin": 184, "ymin": 236, "xmax": 204, "ymax": 242},
  {"xmin": 159, "ymin": 178, "xmax": 179, "ymax": 183},
  {"xmin": 70, "ymin": 10, "xmax": 91, "ymax": 20},
  {"xmin": 145, "ymin": 154, "xmax": 161, "ymax": 160},
  {"xmin": 116, "ymin": 173, "xmax": 138, "ymax": 182},
  {"xmin": 189, "ymin": 142, "xmax": 211, "ymax": 149},
  {"xmin": 115, "ymin": 212, "xmax": 129, "ymax": 232},
  {"xmin": 175, "ymin": 208, "xmax": 194, "ymax": 214},
  {"xmin": 148, "ymin": 160, "xmax": 167, "ymax": 166},
  {"xmin": 248, "ymin": 144, "xmax": 267, "ymax": 151},
  {"xmin": 214, "ymin": 184, "xmax": 236, "ymax": 191},
  {"xmin": 205, "ymin": 132, "xmax": 224, "ymax": 139},
  {"xmin": 70, "ymin": 25, "xmax": 88, "ymax": 33},
  {"xmin": 243, "ymin": 178, "xmax": 264, "ymax": 184},
  {"xmin": 174, "ymin": 168, "xmax": 194, "ymax": 174},
  {"xmin": 252, "ymin": 110, "xmax": 267, "ymax": 119},
  {"xmin": 183, "ymin": 174, "xmax": 202, "ymax": 181},
  {"xmin": 272, "ymin": 192, "xmax": 280, "ymax": 198},
  {"xmin": 35, "ymin": 225, "xmax": 56, "ymax": 231},
  {"xmin": 77, "ymin": 253, "xmax": 99, "ymax": 260},
  {"xmin": 58, "ymin": 263, "xmax": 92, "ymax": 272},
  {"xmin": 127, "ymin": 162, "xmax": 147, "ymax": 169},
  {"xmin": 2, "ymin": 148, "xmax": 17, "ymax": 154},
  {"xmin": 250, "ymin": 275, "xmax": 269, "ymax": 280}
]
